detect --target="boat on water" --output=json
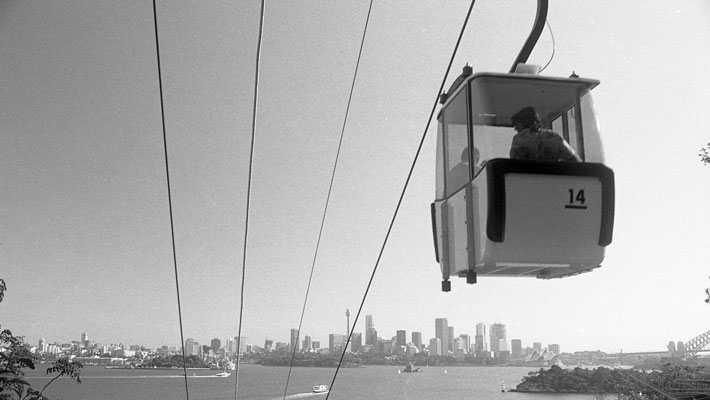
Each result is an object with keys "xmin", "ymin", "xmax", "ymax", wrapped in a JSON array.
[
  {"xmin": 312, "ymin": 384, "xmax": 329, "ymax": 393},
  {"xmin": 215, "ymin": 372, "xmax": 231, "ymax": 377}
]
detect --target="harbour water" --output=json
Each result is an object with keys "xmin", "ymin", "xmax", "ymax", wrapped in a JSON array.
[{"xmin": 23, "ymin": 364, "xmax": 600, "ymax": 400}]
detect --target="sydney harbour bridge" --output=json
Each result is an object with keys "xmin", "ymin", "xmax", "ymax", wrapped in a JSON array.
[{"xmin": 621, "ymin": 330, "xmax": 710, "ymax": 357}]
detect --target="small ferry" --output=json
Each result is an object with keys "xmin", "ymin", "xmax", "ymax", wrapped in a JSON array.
[
  {"xmin": 312, "ymin": 384, "xmax": 329, "ymax": 393},
  {"xmin": 214, "ymin": 372, "xmax": 231, "ymax": 378}
]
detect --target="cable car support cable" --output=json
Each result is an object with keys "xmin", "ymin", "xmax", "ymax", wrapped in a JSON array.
[
  {"xmin": 282, "ymin": 1, "xmax": 374, "ymax": 398},
  {"xmin": 235, "ymin": 1, "xmax": 266, "ymax": 400},
  {"xmin": 325, "ymin": 0, "xmax": 477, "ymax": 397},
  {"xmin": 150, "ymin": 1, "xmax": 190, "ymax": 399}
]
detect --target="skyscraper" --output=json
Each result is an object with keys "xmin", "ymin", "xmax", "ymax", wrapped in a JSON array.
[
  {"xmin": 475, "ymin": 323, "xmax": 488, "ymax": 353},
  {"xmin": 366, "ymin": 315, "xmax": 376, "ymax": 345},
  {"xmin": 435, "ymin": 318, "xmax": 449, "ymax": 355},
  {"xmin": 290, "ymin": 329, "xmax": 300, "ymax": 352},
  {"xmin": 429, "ymin": 338, "xmax": 442, "ymax": 356},
  {"xmin": 351, "ymin": 332, "xmax": 362, "ymax": 353},
  {"xmin": 511, "ymin": 339, "xmax": 522, "ymax": 359},
  {"xmin": 185, "ymin": 338, "xmax": 196, "ymax": 356},
  {"xmin": 411, "ymin": 332, "xmax": 422, "ymax": 350},
  {"xmin": 396, "ymin": 330, "xmax": 407, "ymax": 347},
  {"xmin": 211, "ymin": 338, "xmax": 221, "ymax": 353},
  {"xmin": 490, "ymin": 323, "xmax": 506, "ymax": 354},
  {"xmin": 329, "ymin": 334, "xmax": 345, "ymax": 352},
  {"xmin": 447, "ymin": 326, "xmax": 455, "ymax": 352}
]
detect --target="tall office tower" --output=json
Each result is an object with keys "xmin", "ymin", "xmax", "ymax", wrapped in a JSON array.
[
  {"xmin": 447, "ymin": 326, "xmax": 455, "ymax": 352},
  {"xmin": 533, "ymin": 342, "xmax": 542, "ymax": 352},
  {"xmin": 185, "ymin": 338, "xmax": 196, "ymax": 356},
  {"xmin": 366, "ymin": 315, "xmax": 376, "ymax": 345},
  {"xmin": 290, "ymin": 329, "xmax": 300, "ymax": 352},
  {"xmin": 435, "ymin": 318, "xmax": 449, "ymax": 355},
  {"xmin": 81, "ymin": 332, "xmax": 89, "ymax": 344},
  {"xmin": 226, "ymin": 338, "xmax": 236, "ymax": 355},
  {"xmin": 304, "ymin": 335, "xmax": 312, "ymax": 352},
  {"xmin": 511, "ymin": 339, "xmax": 522, "ymax": 359},
  {"xmin": 396, "ymin": 330, "xmax": 407, "ymax": 347},
  {"xmin": 411, "ymin": 332, "xmax": 422, "ymax": 349},
  {"xmin": 489, "ymin": 323, "xmax": 506, "ymax": 354},
  {"xmin": 211, "ymin": 338, "xmax": 221, "ymax": 353},
  {"xmin": 429, "ymin": 338, "xmax": 442, "ymax": 356},
  {"xmin": 475, "ymin": 323, "xmax": 488, "ymax": 352},
  {"xmin": 235, "ymin": 336, "xmax": 247, "ymax": 353},
  {"xmin": 346, "ymin": 309, "xmax": 350, "ymax": 334},
  {"xmin": 351, "ymin": 333, "xmax": 362, "ymax": 352},
  {"xmin": 459, "ymin": 334, "xmax": 471, "ymax": 353},
  {"xmin": 264, "ymin": 339, "xmax": 273, "ymax": 352},
  {"xmin": 329, "ymin": 334, "xmax": 345, "ymax": 352},
  {"xmin": 548, "ymin": 344, "xmax": 560, "ymax": 355}
]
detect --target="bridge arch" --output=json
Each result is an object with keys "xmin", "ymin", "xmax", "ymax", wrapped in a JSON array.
[{"xmin": 685, "ymin": 330, "xmax": 710, "ymax": 356}]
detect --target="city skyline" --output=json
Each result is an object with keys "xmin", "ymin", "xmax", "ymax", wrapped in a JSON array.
[
  {"xmin": 26, "ymin": 313, "xmax": 685, "ymax": 356},
  {"xmin": 2, "ymin": 2, "xmax": 710, "ymax": 358}
]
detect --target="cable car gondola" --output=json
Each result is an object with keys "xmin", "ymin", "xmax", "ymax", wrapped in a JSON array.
[{"xmin": 430, "ymin": 2, "xmax": 614, "ymax": 292}]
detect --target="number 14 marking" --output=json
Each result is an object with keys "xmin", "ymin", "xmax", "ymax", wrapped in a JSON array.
[{"xmin": 565, "ymin": 189, "xmax": 588, "ymax": 209}]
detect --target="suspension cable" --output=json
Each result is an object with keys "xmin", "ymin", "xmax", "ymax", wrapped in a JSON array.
[
  {"xmin": 325, "ymin": 1, "xmax": 477, "ymax": 398},
  {"xmin": 151, "ymin": 1, "xmax": 190, "ymax": 399},
  {"xmin": 282, "ymin": 1, "xmax": 375, "ymax": 398},
  {"xmin": 234, "ymin": 1, "xmax": 266, "ymax": 400}
]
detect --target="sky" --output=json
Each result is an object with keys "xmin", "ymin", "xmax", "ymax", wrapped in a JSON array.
[{"xmin": 1, "ymin": 1, "xmax": 710, "ymax": 355}]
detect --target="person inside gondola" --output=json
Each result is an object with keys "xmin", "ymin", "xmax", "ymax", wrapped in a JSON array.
[
  {"xmin": 509, "ymin": 106, "xmax": 581, "ymax": 162},
  {"xmin": 450, "ymin": 146, "xmax": 484, "ymax": 189},
  {"xmin": 448, "ymin": 147, "xmax": 470, "ymax": 192}
]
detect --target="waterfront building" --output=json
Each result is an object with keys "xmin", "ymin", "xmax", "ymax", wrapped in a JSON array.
[
  {"xmin": 453, "ymin": 337, "xmax": 467, "ymax": 359},
  {"xmin": 396, "ymin": 330, "xmax": 406, "ymax": 347},
  {"xmin": 511, "ymin": 339, "xmax": 522, "ymax": 359},
  {"xmin": 211, "ymin": 338, "xmax": 221, "ymax": 353},
  {"xmin": 312, "ymin": 341, "xmax": 320, "ymax": 350},
  {"xmin": 185, "ymin": 338, "xmax": 197, "ymax": 356},
  {"xmin": 428, "ymin": 338, "xmax": 442, "ymax": 356},
  {"xmin": 275, "ymin": 342, "xmax": 288, "ymax": 353},
  {"xmin": 329, "ymin": 334, "xmax": 345, "ymax": 353},
  {"xmin": 290, "ymin": 329, "xmax": 300, "ymax": 353},
  {"xmin": 81, "ymin": 332, "xmax": 89, "ymax": 349},
  {"xmin": 226, "ymin": 338, "xmax": 236, "ymax": 355},
  {"xmin": 38, "ymin": 338, "xmax": 47, "ymax": 354},
  {"xmin": 459, "ymin": 334, "xmax": 470, "ymax": 354},
  {"xmin": 351, "ymin": 333, "xmax": 362, "ymax": 353},
  {"xmin": 435, "ymin": 318, "xmax": 449, "ymax": 355},
  {"xmin": 411, "ymin": 331, "xmax": 422, "ymax": 350},
  {"xmin": 263, "ymin": 339, "xmax": 272, "ymax": 353},
  {"xmin": 234, "ymin": 336, "xmax": 247, "ymax": 353},
  {"xmin": 549, "ymin": 343, "xmax": 560, "ymax": 355}
]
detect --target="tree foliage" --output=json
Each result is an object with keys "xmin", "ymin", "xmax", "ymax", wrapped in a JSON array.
[
  {"xmin": 0, "ymin": 279, "xmax": 83, "ymax": 400},
  {"xmin": 700, "ymin": 143, "xmax": 710, "ymax": 165}
]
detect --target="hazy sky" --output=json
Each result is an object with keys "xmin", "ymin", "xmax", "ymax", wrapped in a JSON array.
[{"xmin": 2, "ymin": 1, "xmax": 710, "ymax": 355}]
